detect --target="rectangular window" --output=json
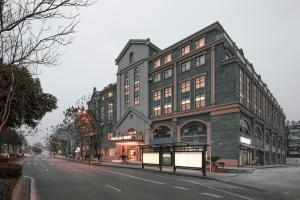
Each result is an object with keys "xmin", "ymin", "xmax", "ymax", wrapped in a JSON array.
[
  {"xmin": 195, "ymin": 76, "xmax": 205, "ymax": 89},
  {"xmin": 195, "ymin": 37, "xmax": 205, "ymax": 49},
  {"xmin": 195, "ymin": 55, "xmax": 205, "ymax": 67},
  {"xmin": 195, "ymin": 94, "xmax": 205, "ymax": 108},
  {"xmin": 164, "ymin": 103, "xmax": 172, "ymax": 114},
  {"xmin": 240, "ymin": 69, "xmax": 244, "ymax": 104},
  {"xmin": 164, "ymin": 68, "xmax": 172, "ymax": 79},
  {"xmin": 154, "ymin": 105, "xmax": 161, "ymax": 116},
  {"xmin": 253, "ymin": 85, "xmax": 257, "ymax": 113},
  {"xmin": 153, "ymin": 90, "xmax": 161, "ymax": 101},
  {"xmin": 107, "ymin": 133, "xmax": 113, "ymax": 140},
  {"xmin": 154, "ymin": 58, "xmax": 161, "ymax": 68},
  {"xmin": 164, "ymin": 87, "xmax": 172, "ymax": 98},
  {"xmin": 181, "ymin": 44, "xmax": 190, "ymax": 55},
  {"xmin": 134, "ymin": 96, "xmax": 140, "ymax": 105},
  {"xmin": 181, "ymin": 61, "xmax": 191, "ymax": 72},
  {"xmin": 153, "ymin": 72, "xmax": 161, "ymax": 82},
  {"xmin": 107, "ymin": 103, "xmax": 113, "ymax": 122},
  {"xmin": 246, "ymin": 76, "xmax": 250, "ymax": 109},
  {"xmin": 181, "ymin": 98, "xmax": 191, "ymax": 111},
  {"xmin": 181, "ymin": 81, "xmax": 190, "ymax": 93},
  {"xmin": 163, "ymin": 53, "xmax": 172, "ymax": 63}
]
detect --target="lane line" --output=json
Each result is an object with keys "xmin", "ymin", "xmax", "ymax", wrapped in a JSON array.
[
  {"xmin": 105, "ymin": 185, "xmax": 121, "ymax": 192},
  {"xmin": 172, "ymin": 186, "xmax": 189, "ymax": 191},
  {"xmin": 201, "ymin": 192, "xmax": 223, "ymax": 198},
  {"xmin": 183, "ymin": 180, "xmax": 255, "ymax": 200},
  {"xmin": 100, "ymin": 169, "xmax": 166, "ymax": 185}
]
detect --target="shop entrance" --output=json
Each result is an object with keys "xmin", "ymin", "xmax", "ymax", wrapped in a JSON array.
[{"xmin": 128, "ymin": 149, "xmax": 137, "ymax": 160}]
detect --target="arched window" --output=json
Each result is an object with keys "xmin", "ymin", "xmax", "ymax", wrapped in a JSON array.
[
  {"xmin": 153, "ymin": 126, "xmax": 171, "ymax": 139},
  {"xmin": 240, "ymin": 119, "xmax": 251, "ymax": 135},
  {"xmin": 134, "ymin": 67, "xmax": 140, "ymax": 105},
  {"xmin": 181, "ymin": 121, "xmax": 207, "ymax": 144},
  {"xmin": 129, "ymin": 52, "xmax": 135, "ymax": 64}
]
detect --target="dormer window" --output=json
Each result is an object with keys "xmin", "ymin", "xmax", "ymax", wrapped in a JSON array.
[
  {"xmin": 154, "ymin": 58, "xmax": 161, "ymax": 68},
  {"xmin": 181, "ymin": 44, "xmax": 190, "ymax": 55},
  {"xmin": 129, "ymin": 52, "xmax": 135, "ymax": 64},
  {"xmin": 163, "ymin": 53, "xmax": 172, "ymax": 64},
  {"xmin": 195, "ymin": 37, "xmax": 205, "ymax": 49}
]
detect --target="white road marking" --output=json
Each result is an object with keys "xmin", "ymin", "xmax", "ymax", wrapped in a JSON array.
[
  {"xmin": 172, "ymin": 186, "xmax": 189, "ymax": 190},
  {"xmin": 201, "ymin": 192, "xmax": 223, "ymax": 198},
  {"xmin": 183, "ymin": 180, "xmax": 255, "ymax": 200},
  {"xmin": 46, "ymin": 169, "xmax": 49, "ymax": 171},
  {"xmin": 100, "ymin": 169, "xmax": 166, "ymax": 185},
  {"xmin": 24, "ymin": 176, "xmax": 37, "ymax": 200},
  {"xmin": 105, "ymin": 185, "xmax": 121, "ymax": 192}
]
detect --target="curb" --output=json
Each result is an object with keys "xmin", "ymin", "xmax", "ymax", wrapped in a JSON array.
[{"xmin": 24, "ymin": 176, "xmax": 37, "ymax": 200}]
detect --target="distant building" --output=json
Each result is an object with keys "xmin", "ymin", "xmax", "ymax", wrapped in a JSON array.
[
  {"xmin": 88, "ymin": 84, "xmax": 117, "ymax": 160},
  {"xmin": 287, "ymin": 121, "xmax": 300, "ymax": 158}
]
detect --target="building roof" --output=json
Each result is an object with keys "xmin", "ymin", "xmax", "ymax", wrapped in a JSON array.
[{"xmin": 115, "ymin": 39, "xmax": 161, "ymax": 65}]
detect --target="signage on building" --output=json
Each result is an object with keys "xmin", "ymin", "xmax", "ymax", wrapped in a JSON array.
[
  {"xmin": 111, "ymin": 135, "xmax": 133, "ymax": 141},
  {"xmin": 240, "ymin": 136, "xmax": 251, "ymax": 145}
]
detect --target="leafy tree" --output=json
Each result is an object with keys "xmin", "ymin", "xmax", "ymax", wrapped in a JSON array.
[
  {"xmin": 0, "ymin": 0, "xmax": 95, "ymax": 130},
  {"xmin": 0, "ymin": 63, "xmax": 57, "ymax": 130}
]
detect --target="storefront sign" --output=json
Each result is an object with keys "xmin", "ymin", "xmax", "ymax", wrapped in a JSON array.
[
  {"xmin": 111, "ymin": 135, "xmax": 133, "ymax": 141},
  {"xmin": 240, "ymin": 136, "xmax": 251, "ymax": 145},
  {"xmin": 175, "ymin": 152, "xmax": 202, "ymax": 168}
]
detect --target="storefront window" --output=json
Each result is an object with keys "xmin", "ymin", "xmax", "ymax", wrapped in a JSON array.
[
  {"xmin": 181, "ymin": 121, "xmax": 207, "ymax": 144},
  {"xmin": 153, "ymin": 126, "xmax": 171, "ymax": 139}
]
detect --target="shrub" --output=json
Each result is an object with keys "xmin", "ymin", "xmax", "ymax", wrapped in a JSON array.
[
  {"xmin": 0, "ymin": 157, "xmax": 9, "ymax": 163},
  {"xmin": 120, "ymin": 154, "xmax": 127, "ymax": 162},
  {"xmin": 0, "ymin": 163, "xmax": 23, "ymax": 178}
]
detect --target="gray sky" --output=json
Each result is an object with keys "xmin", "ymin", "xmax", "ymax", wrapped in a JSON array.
[{"xmin": 27, "ymin": 0, "xmax": 300, "ymax": 144}]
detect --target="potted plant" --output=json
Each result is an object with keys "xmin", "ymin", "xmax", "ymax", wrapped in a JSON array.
[
  {"xmin": 120, "ymin": 154, "xmax": 127, "ymax": 163},
  {"xmin": 211, "ymin": 156, "xmax": 219, "ymax": 172}
]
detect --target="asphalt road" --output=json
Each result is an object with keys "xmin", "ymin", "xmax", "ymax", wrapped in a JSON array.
[{"xmin": 22, "ymin": 155, "xmax": 288, "ymax": 200}]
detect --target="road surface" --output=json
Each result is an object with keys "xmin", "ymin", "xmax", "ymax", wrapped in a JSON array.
[{"xmin": 22, "ymin": 155, "xmax": 289, "ymax": 200}]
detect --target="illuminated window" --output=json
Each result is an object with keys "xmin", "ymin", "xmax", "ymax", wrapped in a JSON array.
[
  {"xmin": 164, "ymin": 103, "xmax": 172, "ymax": 114},
  {"xmin": 134, "ymin": 67, "xmax": 140, "ymax": 105},
  {"xmin": 181, "ymin": 61, "xmax": 191, "ymax": 72},
  {"xmin": 195, "ymin": 94, "xmax": 205, "ymax": 108},
  {"xmin": 164, "ymin": 68, "xmax": 172, "ymax": 79},
  {"xmin": 240, "ymin": 69, "xmax": 244, "ymax": 104},
  {"xmin": 107, "ymin": 102, "xmax": 113, "ymax": 122},
  {"xmin": 195, "ymin": 37, "xmax": 205, "ymax": 49},
  {"xmin": 181, "ymin": 81, "xmax": 190, "ymax": 93},
  {"xmin": 181, "ymin": 98, "xmax": 191, "ymax": 111},
  {"xmin": 163, "ymin": 53, "xmax": 172, "ymax": 63},
  {"xmin": 195, "ymin": 76, "xmax": 205, "ymax": 89},
  {"xmin": 107, "ymin": 133, "xmax": 113, "ymax": 140},
  {"xmin": 154, "ymin": 106, "xmax": 161, "ymax": 116},
  {"xmin": 153, "ymin": 72, "xmax": 161, "ymax": 82},
  {"xmin": 181, "ymin": 44, "xmax": 190, "ymax": 55},
  {"xmin": 124, "ymin": 72, "xmax": 129, "ymax": 108},
  {"xmin": 195, "ymin": 55, "xmax": 205, "ymax": 67},
  {"xmin": 153, "ymin": 90, "xmax": 161, "ymax": 101},
  {"xmin": 164, "ymin": 87, "xmax": 172, "ymax": 98},
  {"xmin": 134, "ymin": 96, "xmax": 140, "ymax": 105},
  {"xmin": 154, "ymin": 58, "xmax": 161, "ymax": 68}
]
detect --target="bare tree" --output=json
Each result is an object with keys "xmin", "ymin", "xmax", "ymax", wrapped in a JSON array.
[{"xmin": 0, "ymin": 0, "xmax": 95, "ymax": 131}]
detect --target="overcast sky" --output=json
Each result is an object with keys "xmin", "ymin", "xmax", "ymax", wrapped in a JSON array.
[{"xmin": 27, "ymin": 0, "xmax": 300, "ymax": 144}]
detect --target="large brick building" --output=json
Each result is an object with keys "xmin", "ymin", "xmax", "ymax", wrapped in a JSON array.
[{"xmin": 90, "ymin": 22, "xmax": 286, "ymax": 166}]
